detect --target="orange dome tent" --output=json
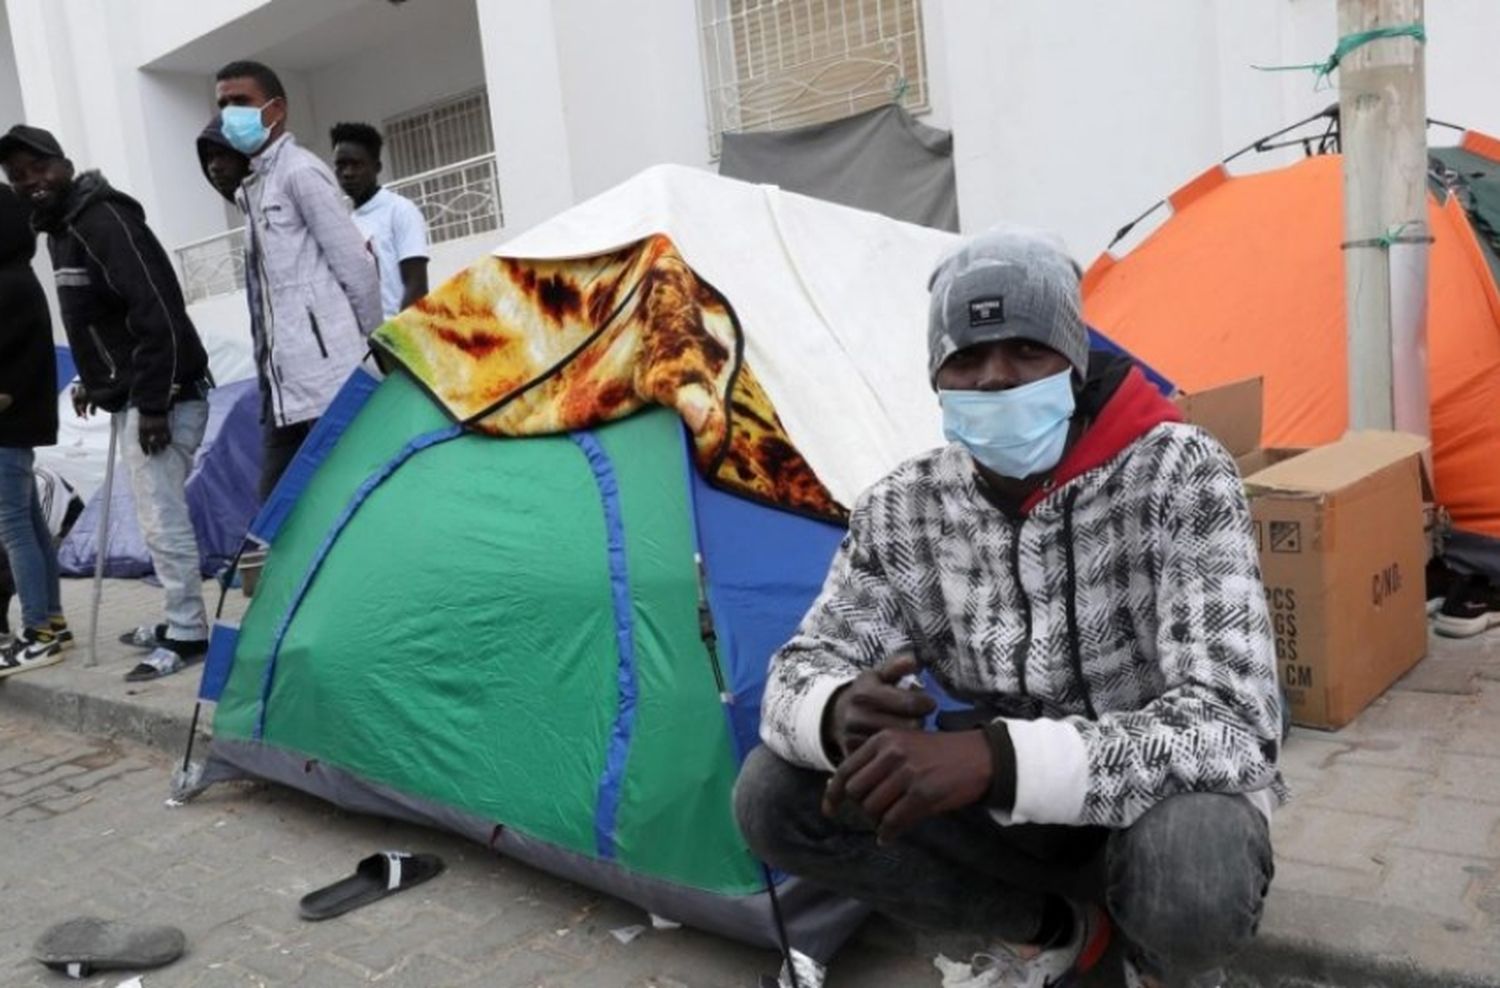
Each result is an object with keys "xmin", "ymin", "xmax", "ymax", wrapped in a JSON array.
[{"xmin": 1083, "ymin": 133, "xmax": 1500, "ymax": 573}]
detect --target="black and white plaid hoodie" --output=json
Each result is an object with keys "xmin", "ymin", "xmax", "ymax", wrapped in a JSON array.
[{"xmin": 761, "ymin": 356, "xmax": 1287, "ymax": 829}]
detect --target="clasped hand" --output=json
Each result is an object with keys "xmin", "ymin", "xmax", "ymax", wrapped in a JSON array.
[{"xmin": 821, "ymin": 653, "xmax": 992, "ymax": 844}]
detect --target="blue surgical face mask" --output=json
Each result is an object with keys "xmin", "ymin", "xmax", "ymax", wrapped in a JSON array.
[
  {"xmin": 939, "ymin": 369, "xmax": 1076, "ymax": 479},
  {"xmin": 221, "ymin": 103, "xmax": 273, "ymax": 156}
]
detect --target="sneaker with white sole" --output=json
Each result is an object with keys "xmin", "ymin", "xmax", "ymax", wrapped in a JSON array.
[
  {"xmin": 0, "ymin": 627, "xmax": 65, "ymax": 678},
  {"xmin": 937, "ymin": 902, "xmax": 1111, "ymax": 988},
  {"xmin": 1434, "ymin": 574, "xmax": 1500, "ymax": 639}
]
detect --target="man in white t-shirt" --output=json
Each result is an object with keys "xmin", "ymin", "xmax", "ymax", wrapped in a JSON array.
[{"xmin": 330, "ymin": 122, "xmax": 430, "ymax": 320}]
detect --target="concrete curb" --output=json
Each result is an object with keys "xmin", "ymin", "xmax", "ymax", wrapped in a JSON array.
[
  {"xmin": 1236, "ymin": 934, "xmax": 1500, "ymax": 988},
  {"xmin": 5, "ymin": 674, "xmax": 1497, "ymax": 988},
  {"xmin": 0, "ymin": 672, "xmax": 199, "ymax": 759}
]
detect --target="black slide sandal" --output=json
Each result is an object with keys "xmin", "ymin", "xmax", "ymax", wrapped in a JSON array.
[
  {"xmin": 299, "ymin": 851, "xmax": 445, "ymax": 921},
  {"xmin": 33, "ymin": 917, "xmax": 186, "ymax": 979}
]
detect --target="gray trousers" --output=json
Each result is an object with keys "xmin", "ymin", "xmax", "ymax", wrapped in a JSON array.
[
  {"xmin": 734, "ymin": 746, "xmax": 1273, "ymax": 981},
  {"xmin": 117, "ymin": 402, "xmax": 209, "ymax": 641}
]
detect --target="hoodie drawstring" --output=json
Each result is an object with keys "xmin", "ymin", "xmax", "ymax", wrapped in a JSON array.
[{"xmin": 1060, "ymin": 487, "xmax": 1099, "ymax": 720}]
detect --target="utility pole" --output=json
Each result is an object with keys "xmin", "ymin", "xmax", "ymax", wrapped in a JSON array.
[{"xmin": 1338, "ymin": 0, "xmax": 1430, "ymax": 435}]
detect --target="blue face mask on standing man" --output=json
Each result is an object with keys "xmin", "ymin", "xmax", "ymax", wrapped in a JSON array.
[
  {"xmin": 939, "ymin": 369, "xmax": 1076, "ymax": 478},
  {"xmin": 220, "ymin": 101, "xmax": 275, "ymax": 156}
]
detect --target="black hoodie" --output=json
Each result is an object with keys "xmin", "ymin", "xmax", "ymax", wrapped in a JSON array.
[
  {"xmin": 196, "ymin": 118, "xmax": 248, "ymax": 204},
  {"xmin": 0, "ymin": 183, "xmax": 57, "ymax": 448},
  {"xmin": 34, "ymin": 171, "xmax": 210, "ymax": 415}
]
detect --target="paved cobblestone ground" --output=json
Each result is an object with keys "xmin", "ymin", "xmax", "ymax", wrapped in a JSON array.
[
  {"xmin": 0, "ymin": 716, "xmax": 949, "ymax": 987},
  {"xmin": 1262, "ymin": 626, "xmax": 1500, "ymax": 983},
  {"xmin": 4, "ymin": 579, "xmax": 1500, "ymax": 985}
]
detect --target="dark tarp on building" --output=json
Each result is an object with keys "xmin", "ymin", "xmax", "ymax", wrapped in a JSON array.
[{"xmin": 719, "ymin": 104, "xmax": 959, "ymax": 232}]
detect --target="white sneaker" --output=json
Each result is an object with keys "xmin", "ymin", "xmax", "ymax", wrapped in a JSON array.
[
  {"xmin": 0, "ymin": 628, "xmax": 65, "ymax": 678},
  {"xmin": 935, "ymin": 903, "xmax": 1111, "ymax": 987}
]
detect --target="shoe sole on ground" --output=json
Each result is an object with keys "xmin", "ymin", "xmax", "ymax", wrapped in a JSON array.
[
  {"xmin": 33, "ymin": 916, "xmax": 186, "ymax": 977},
  {"xmin": 1434, "ymin": 611, "xmax": 1500, "ymax": 639},
  {"xmin": 0, "ymin": 650, "xmax": 64, "ymax": 679}
]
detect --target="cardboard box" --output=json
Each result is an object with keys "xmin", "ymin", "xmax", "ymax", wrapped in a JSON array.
[
  {"xmin": 1173, "ymin": 376, "xmax": 1305, "ymax": 476},
  {"xmin": 1245, "ymin": 432, "xmax": 1431, "ymax": 730},
  {"xmin": 1175, "ymin": 378, "xmax": 1432, "ymax": 730},
  {"xmin": 1174, "ymin": 376, "xmax": 1264, "ymax": 465}
]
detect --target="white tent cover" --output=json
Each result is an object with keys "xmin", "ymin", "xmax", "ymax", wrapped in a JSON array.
[{"xmin": 502, "ymin": 164, "xmax": 959, "ymax": 509}]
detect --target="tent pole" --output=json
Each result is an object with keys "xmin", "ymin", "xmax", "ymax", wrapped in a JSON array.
[
  {"xmin": 692, "ymin": 552, "xmax": 802, "ymax": 988},
  {"xmin": 1339, "ymin": 0, "xmax": 1430, "ymax": 435}
]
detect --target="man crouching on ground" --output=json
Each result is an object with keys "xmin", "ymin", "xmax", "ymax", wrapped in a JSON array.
[{"xmin": 735, "ymin": 228, "xmax": 1285, "ymax": 988}]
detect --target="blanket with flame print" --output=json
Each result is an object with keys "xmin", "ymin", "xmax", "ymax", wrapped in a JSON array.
[{"xmin": 372, "ymin": 235, "xmax": 843, "ymax": 520}]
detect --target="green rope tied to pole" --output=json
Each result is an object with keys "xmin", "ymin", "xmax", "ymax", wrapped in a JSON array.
[
  {"xmin": 1253, "ymin": 23, "xmax": 1426, "ymax": 89},
  {"xmin": 1343, "ymin": 222, "xmax": 1436, "ymax": 251},
  {"xmin": 1376, "ymin": 222, "xmax": 1410, "ymax": 249}
]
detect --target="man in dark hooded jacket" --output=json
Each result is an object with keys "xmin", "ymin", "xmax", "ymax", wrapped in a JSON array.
[
  {"xmin": 197, "ymin": 118, "xmax": 251, "ymax": 205},
  {"xmin": 0, "ymin": 124, "xmax": 213, "ymax": 682},
  {"xmin": 0, "ymin": 180, "xmax": 71, "ymax": 674}
]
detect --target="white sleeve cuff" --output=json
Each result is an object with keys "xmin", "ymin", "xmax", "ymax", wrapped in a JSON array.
[
  {"xmin": 778, "ymin": 674, "xmax": 857, "ymax": 773},
  {"xmin": 988, "ymin": 717, "xmax": 1089, "ymax": 827}
]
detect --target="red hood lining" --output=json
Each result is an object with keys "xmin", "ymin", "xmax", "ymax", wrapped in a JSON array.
[{"xmin": 1020, "ymin": 367, "xmax": 1183, "ymax": 514}]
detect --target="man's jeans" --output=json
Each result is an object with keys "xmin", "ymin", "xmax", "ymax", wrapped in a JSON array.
[
  {"xmin": 117, "ymin": 402, "xmax": 209, "ymax": 641},
  {"xmin": 734, "ymin": 746, "xmax": 1273, "ymax": 983},
  {"xmin": 0, "ymin": 448, "xmax": 62, "ymax": 631}
]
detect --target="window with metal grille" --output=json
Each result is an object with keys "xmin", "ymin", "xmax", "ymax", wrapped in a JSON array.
[
  {"xmin": 697, "ymin": 0, "xmax": 930, "ymax": 154},
  {"xmin": 383, "ymin": 89, "xmax": 494, "ymax": 180},
  {"xmin": 382, "ymin": 89, "xmax": 503, "ymax": 243}
]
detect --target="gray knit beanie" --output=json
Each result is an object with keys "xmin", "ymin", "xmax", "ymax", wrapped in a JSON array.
[{"xmin": 926, "ymin": 226, "xmax": 1088, "ymax": 384}]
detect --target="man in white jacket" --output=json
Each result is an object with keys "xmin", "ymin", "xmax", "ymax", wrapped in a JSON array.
[
  {"xmin": 736, "ymin": 229, "xmax": 1284, "ymax": 988},
  {"xmin": 213, "ymin": 60, "xmax": 382, "ymax": 498}
]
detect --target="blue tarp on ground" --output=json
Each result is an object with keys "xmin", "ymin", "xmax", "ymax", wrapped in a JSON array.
[
  {"xmin": 58, "ymin": 379, "xmax": 263, "ymax": 579},
  {"xmin": 54, "ymin": 346, "xmax": 76, "ymax": 392}
]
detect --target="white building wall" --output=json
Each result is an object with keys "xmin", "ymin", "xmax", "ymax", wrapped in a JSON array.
[
  {"xmin": 938, "ymin": 1, "xmax": 1232, "ymax": 257},
  {"xmin": 1424, "ymin": 0, "xmax": 1500, "ymax": 137},
  {"xmin": 304, "ymin": 1, "xmax": 487, "ymax": 170},
  {"xmin": 8, "ymin": 0, "xmax": 1500, "ymax": 359},
  {"xmin": 550, "ymin": 0, "xmax": 711, "ymax": 203},
  {"xmin": 926, "ymin": 1, "xmax": 1500, "ymax": 260},
  {"xmin": 477, "ymin": 0, "xmax": 575, "ymax": 234},
  {"xmin": 476, "ymin": 0, "xmax": 712, "ymax": 238},
  {"xmin": 133, "ymin": 0, "xmax": 268, "ymax": 68},
  {"xmin": 135, "ymin": 70, "xmax": 229, "ymax": 249},
  {"xmin": 0, "ymin": 4, "xmax": 24, "ymax": 129}
]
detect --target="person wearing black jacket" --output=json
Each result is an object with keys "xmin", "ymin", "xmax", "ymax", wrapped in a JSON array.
[
  {"xmin": 196, "ymin": 117, "xmax": 251, "ymax": 206},
  {"xmin": 0, "ymin": 124, "xmax": 212, "ymax": 682},
  {"xmin": 0, "ymin": 181, "xmax": 72, "ymax": 675}
]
